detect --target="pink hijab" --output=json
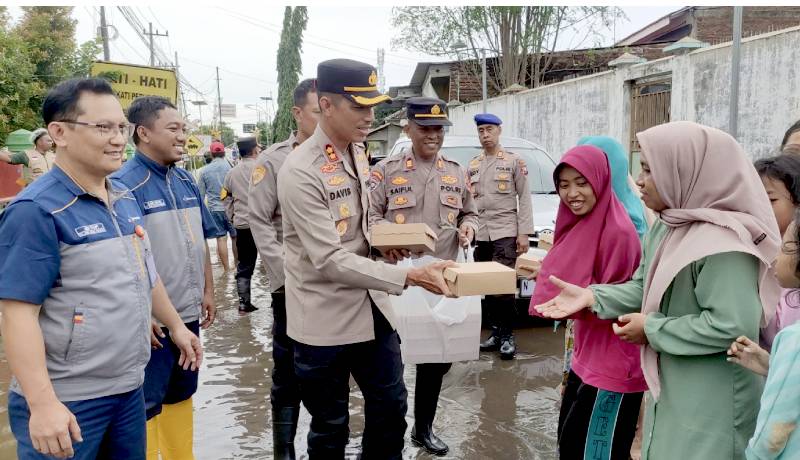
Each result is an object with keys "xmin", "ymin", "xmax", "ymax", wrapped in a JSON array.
[
  {"xmin": 529, "ymin": 146, "xmax": 641, "ymax": 311},
  {"xmin": 637, "ymin": 121, "xmax": 781, "ymax": 400}
]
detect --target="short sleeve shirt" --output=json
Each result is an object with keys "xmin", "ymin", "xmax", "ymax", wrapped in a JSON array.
[{"xmin": 0, "ymin": 166, "xmax": 156, "ymax": 401}]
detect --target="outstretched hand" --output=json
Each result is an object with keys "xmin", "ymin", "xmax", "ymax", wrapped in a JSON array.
[
  {"xmin": 727, "ymin": 335, "xmax": 770, "ymax": 376},
  {"xmin": 531, "ymin": 276, "xmax": 594, "ymax": 319}
]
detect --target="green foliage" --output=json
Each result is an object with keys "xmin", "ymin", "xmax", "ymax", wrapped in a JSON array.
[
  {"xmin": 0, "ymin": 6, "xmax": 100, "ymax": 143},
  {"xmin": 196, "ymin": 123, "xmax": 235, "ymax": 146},
  {"xmin": 391, "ymin": 6, "xmax": 624, "ymax": 94},
  {"xmin": 255, "ymin": 121, "xmax": 271, "ymax": 146},
  {"xmin": 0, "ymin": 24, "xmax": 42, "ymax": 145},
  {"xmin": 272, "ymin": 6, "xmax": 308, "ymax": 144},
  {"xmin": 372, "ymin": 104, "xmax": 398, "ymax": 128}
]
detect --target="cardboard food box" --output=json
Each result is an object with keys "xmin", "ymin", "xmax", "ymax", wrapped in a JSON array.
[
  {"xmin": 537, "ymin": 231, "xmax": 554, "ymax": 251},
  {"xmin": 515, "ymin": 253, "xmax": 541, "ymax": 278},
  {"xmin": 443, "ymin": 262, "xmax": 517, "ymax": 296},
  {"xmin": 371, "ymin": 223, "xmax": 437, "ymax": 253}
]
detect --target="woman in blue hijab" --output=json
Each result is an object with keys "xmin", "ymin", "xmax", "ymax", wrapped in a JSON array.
[{"xmin": 577, "ymin": 136, "xmax": 649, "ymax": 237}]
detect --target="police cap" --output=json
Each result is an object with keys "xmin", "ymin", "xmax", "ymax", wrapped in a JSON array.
[
  {"xmin": 236, "ymin": 137, "xmax": 258, "ymax": 156},
  {"xmin": 405, "ymin": 97, "xmax": 452, "ymax": 127},
  {"xmin": 317, "ymin": 59, "xmax": 391, "ymax": 107},
  {"xmin": 474, "ymin": 113, "xmax": 502, "ymax": 126}
]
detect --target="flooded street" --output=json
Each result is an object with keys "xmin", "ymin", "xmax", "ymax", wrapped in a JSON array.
[{"xmin": 0, "ymin": 245, "xmax": 564, "ymax": 459}]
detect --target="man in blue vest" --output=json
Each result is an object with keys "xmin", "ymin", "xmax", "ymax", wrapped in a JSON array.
[{"xmin": 112, "ymin": 96, "xmax": 221, "ymax": 460}]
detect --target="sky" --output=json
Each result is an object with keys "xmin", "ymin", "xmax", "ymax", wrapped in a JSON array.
[{"xmin": 10, "ymin": 5, "xmax": 678, "ymax": 135}]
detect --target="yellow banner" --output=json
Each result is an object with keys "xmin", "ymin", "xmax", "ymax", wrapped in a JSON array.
[{"xmin": 90, "ymin": 61, "xmax": 178, "ymax": 110}]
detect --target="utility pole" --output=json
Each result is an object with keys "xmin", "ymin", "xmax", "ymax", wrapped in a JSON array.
[
  {"xmin": 216, "ymin": 66, "xmax": 223, "ymax": 130},
  {"xmin": 175, "ymin": 52, "xmax": 188, "ymax": 118},
  {"xmin": 377, "ymin": 48, "xmax": 386, "ymax": 93},
  {"xmin": 729, "ymin": 6, "xmax": 743, "ymax": 138},
  {"xmin": 143, "ymin": 22, "xmax": 168, "ymax": 67},
  {"xmin": 99, "ymin": 7, "xmax": 110, "ymax": 61},
  {"xmin": 481, "ymin": 49, "xmax": 487, "ymax": 113}
]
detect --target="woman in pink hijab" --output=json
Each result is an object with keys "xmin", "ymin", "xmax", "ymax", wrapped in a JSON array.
[
  {"xmin": 534, "ymin": 122, "xmax": 781, "ymax": 460},
  {"xmin": 528, "ymin": 145, "xmax": 645, "ymax": 459}
]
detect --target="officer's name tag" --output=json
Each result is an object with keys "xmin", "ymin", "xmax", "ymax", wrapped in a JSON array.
[
  {"xmin": 520, "ymin": 279, "xmax": 535, "ymax": 297},
  {"xmin": 75, "ymin": 223, "xmax": 107, "ymax": 237},
  {"xmin": 144, "ymin": 199, "xmax": 166, "ymax": 210}
]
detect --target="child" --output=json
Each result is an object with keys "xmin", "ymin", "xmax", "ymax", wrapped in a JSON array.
[
  {"xmin": 728, "ymin": 154, "xmax": 800, "ymax": 377},
  {"xmin": 528, "ymin": 145, "xmax": 645, "ymax": 459},
  {"xmin": 739, "ymin": 218, "xmax": 800, "ymax": 459}
]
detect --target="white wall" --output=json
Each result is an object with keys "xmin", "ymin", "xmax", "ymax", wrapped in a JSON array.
[{"xmin": 447, "ymin": 26, "xmax": 800, "ymax": 161}]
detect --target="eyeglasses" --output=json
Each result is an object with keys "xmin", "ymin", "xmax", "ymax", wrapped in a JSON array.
[{"xmin": 59, "ymin": 120, "xmax": 134, "ymax": 139}]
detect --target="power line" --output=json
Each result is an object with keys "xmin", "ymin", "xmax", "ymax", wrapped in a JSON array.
[
  {"xmin": 215, "ymin": 6, "xmax": 420, "ymax": 63},
  {"xmin": 179, "ymin": 56, "xmax": 277, "ymax": 85},
  {"xmin": 214, "ymin": 7, "xmax": 416, "ymax": 68}
]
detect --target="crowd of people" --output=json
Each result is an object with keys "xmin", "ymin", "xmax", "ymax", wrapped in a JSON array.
[{"xmin": 0, "ymin": 54, "xmax": 798, "ymax": 460}]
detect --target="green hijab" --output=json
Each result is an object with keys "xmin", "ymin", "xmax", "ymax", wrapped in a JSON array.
[{"xmin": 577, "ymin": 136, "xmax": 648, "ymax": 236}]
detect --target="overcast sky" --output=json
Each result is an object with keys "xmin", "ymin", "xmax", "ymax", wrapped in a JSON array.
[{"xmin": 10, "ymin": 5, "xmax": 678, "ymax": 135}]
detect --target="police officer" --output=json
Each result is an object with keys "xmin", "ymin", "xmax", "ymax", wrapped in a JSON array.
[
  {"xmin": 248, "ymin": 78, "xmax": 318, "ymax": 459},
  {"xmin": 470, "ymin": 113, "xmax": 534, "ymax": 360},
  {"xmin": 0, "ymin": 128, "xmax": 56, "ymax": 184},
  {"xmin": 277, "ymin": 59, "xmax": 456, "ymax": 459},
  {"xmin": 112, "ymin": 96, "xmax": 220, "ymax": 460},
  {"xmin": 222, "ymin": 136, "xmax": 261, "ymax": 313},
  {"xmin": 0, "ymin": 78, "xmax": 201, "ymax": 460},
  {"xmin": 368, "ymin": 97, "xmax": 478, "ymax": 456}
]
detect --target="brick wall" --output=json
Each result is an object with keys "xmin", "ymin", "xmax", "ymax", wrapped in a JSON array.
[{"xmin": 693, "ymin": 6, "xmax": 800, "ymax": 44}]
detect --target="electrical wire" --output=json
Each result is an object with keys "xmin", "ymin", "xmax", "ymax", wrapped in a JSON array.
[
  {"xmin": 214, "ymin": 7, "xmax": 416, "ymax": 68},
  {"xmin": 215, "ymin": 6, "xmax": 420, "ymax": 63}
]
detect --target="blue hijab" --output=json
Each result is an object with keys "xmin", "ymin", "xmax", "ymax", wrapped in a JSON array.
[{"xmin": 576, "ymin": 136, "xmax": 648, "ymax": 237}]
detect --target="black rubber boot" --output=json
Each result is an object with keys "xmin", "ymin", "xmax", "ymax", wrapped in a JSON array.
[
  {"xmin": 272, "ymin": 406, "xmax": 299, "ymax": 460},
  {"xmin": 479, "ymin": 327, "xmax": 501, "ymax": 351},
  {"xmin": 499, "ymin": 334, "xmax": 516, "ymax": 360},
  {"xmin": 411, "ymin": 365, "xmax": 450, "ymax": 456},
  {"xmin": 237, "ymin": 277, "xmax": 258, "ymax": 313}
]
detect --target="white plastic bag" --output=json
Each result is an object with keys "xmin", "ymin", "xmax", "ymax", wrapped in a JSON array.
[{"xmin": 390, "ymin": 254, "xmax": 482, "ymax": 364}]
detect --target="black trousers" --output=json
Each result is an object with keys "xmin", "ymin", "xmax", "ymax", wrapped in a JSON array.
[
  {"xmin": 235, "ymin": 227, "xmax": 258, "ymax": 281},
  {"xmin": 293, "ymin": 305, "xmax": 408, "ymax": 459},
  {"xmin": 558, "ymin": 370, "xmax": 643, "ymax": 460},
  {"xmin": 270, "ymin": 291, "xmax": 300, "ymax": 409},
  {"xmin": 474, "ymin": 236, "xmax": 517, "ymax": 336},
  {"xmin": 414, "ymin": 363, "xmax": 452, "ymax": 425}
]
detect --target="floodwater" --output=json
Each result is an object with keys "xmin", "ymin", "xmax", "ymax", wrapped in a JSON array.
[{"xmin": 0, "ymin": 243, "xmax": 564, "ymax": 459}]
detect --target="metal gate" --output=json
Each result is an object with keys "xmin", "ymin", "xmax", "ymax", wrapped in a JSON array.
[{"xmin": 629, "ymin": 77, "xmax": 671, "ymax": 175}]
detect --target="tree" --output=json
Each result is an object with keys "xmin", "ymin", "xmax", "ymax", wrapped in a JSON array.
[
  {"xmin": 0, "ymin": 20, "xmax": 42, "ymax": 143},
  {"xmin": 272, "ymin": 6, "xmax": 308, "ymax": 143},
  {"xmin": 392, "ymin": 6, "xmax": 624, "ymax": 96},
  {"xmin": 15, "ymin": 7, "xmax": 99, "ymax": 87},
  {"xmin": 0, "ymin": 7, "xmax": 100, "ymax": 142},
  {"xmin": 255, "ymin": 121, "xmax": 271, "ymax": 146},
  {"xmin": 196, "ymin": 123, "xmax": 235, "ymax": 146}
]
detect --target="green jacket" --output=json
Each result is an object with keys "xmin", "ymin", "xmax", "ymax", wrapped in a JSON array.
[{"xmin": 592, "ymin": 220, "xmax": 763, "ymax": 460}]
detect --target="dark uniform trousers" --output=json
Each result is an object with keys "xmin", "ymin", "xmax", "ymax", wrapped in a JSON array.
[
  {"xmin": 270, "ymin": 290, "xmax": 300, "ymax": 408},
  {"xmin": 474, "ymin": 237, "xmax": 517, "ymax": 337},
  {"xmin": 235, "ymin": 227, "xmax": 258, "ymax": 287},
  {"xmin": 143, "ymin": 320, "xmax": 201, "ymax": 419},
  {"xmin": 414, "ymin": 362, "xmax": 452, "ymax": 425},
  {"xmin": 293, "ymin": 303, "xmax": 408, "ymax": 459}
]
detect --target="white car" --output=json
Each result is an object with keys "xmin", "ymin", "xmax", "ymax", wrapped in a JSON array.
[{"xmin": 384, "ymin": 135, "xmax": 559, "ymax": 315}]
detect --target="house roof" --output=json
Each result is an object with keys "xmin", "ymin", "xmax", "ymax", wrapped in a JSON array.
[{"xmin": 615, "ymin": 7, "xmax": 692, "ymax": 46}]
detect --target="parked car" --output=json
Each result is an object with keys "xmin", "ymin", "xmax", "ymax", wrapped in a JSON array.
[{"xmin": 382, "ymin": 135, "xmax": 560, "ymax": 324}]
